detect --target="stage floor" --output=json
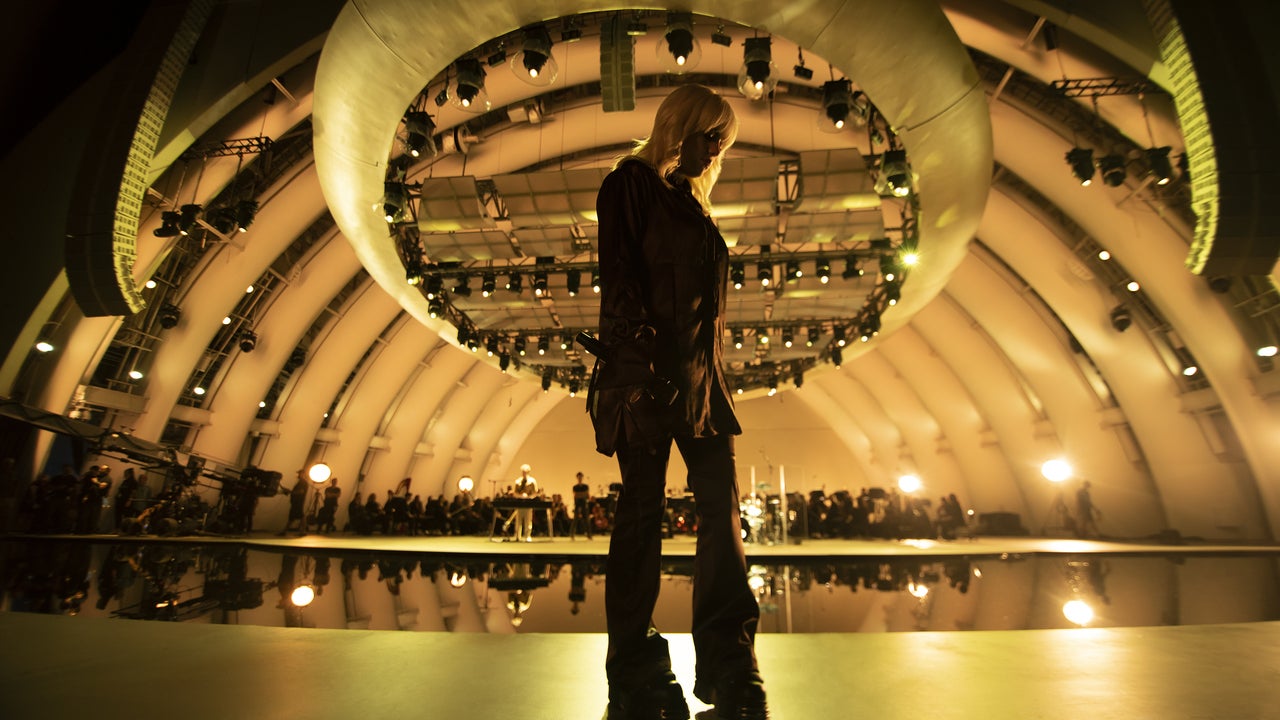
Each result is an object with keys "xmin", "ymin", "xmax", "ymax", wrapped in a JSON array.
[{"xmin": 2, "ymin": 533, "xmax": 1278, "ymax": 720}]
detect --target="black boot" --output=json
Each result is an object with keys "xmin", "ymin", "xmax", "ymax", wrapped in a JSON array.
[
  {"xmin": 605, "ymin": 672, "xmax": 690, "ymax": 720},
  {"xmin": 693, "ymin": 675, "xmax": 768, "ymax": 720}
]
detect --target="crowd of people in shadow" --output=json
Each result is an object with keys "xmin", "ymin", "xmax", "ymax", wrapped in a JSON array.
[{"xmin": 12, "ymin": 461, "xmax": 996, "ymax": 544}]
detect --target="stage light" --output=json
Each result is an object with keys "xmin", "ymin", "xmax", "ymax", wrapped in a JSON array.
[
  {"xmin": 566, "ymin": 270, "xmax": 581, "ymax": 296},
  {"xmin": 785, "ymin": 260, "xmax": 802, "ymax": 281},
  {"xmin": 875, "ymin": 149, "xmax": 912, "ymax": 197},
  {"xmin": 308, "ymin": 462, "xmax": 332, "ymax": 483},
  {"xmin": 541, "ymin": 371, "xmax": 552, "ymax": 392},
  {"xmin": 1099, "ymin": 154, "xmax": 1126, "ymax": 187},
  {"xmin": 733, "ymin": 328, "xmax": 744, "ymax": 349},
  {"xmin": 499, "ymin": 351, "xmax": 511, "ymax": 372},
  {"xmin": 591, "ymin": 269, "xmax": 601, "ymax": 293},
  {"xmin": 757, "ymin": 327, "xmax": 770, "ymax": 345},
  {"xmin": 768, "ymin": 378, "xmax": 777, "ymax": 396},
  {"xmin": 290, "ymin": 584, "xmax": 316, "ymax": 607},
  {"xmin": 658, "ymin": 12, "xmax": 700, "ymax": 73},
  {"xmin": 427, "ymin": 297, "xmax": 444, "ymax": 318},
  {"xmin": 459, "ymin": 475, "xmax": 475, "ymax": 493},
  {"xmin": 193, "ymin": 386, "xmax": 206, "ymax": 396},
  {"xmin": 710, "ymin": 26, "xmax": 732, "ymax": 47},
  {"xmin": 830, "ymin": 345, "xmax": 843, "ymax": 368},
  {"xmin": 806, "ymin": 326, "xmax": 819, "ymax": 347},
  {"xmin": 1109, "ymin": 305, "xmax": 1131, "ymax": 332},
  {"xmin": 794, "ymin": 370, "xmax": 804, "ymax": 389},
  {"xmin": 514, "ymin": 336, "xmax": 527, "ymax": 356},
  {"xmin": 782, "ymin": 330, "xmax": 793, "ymax": 348},
  {"xmin": 35, "ymin": 341, "xmax": 54, "ymax": 353},
  {"xmin": 1257, "ymin": 345, "xmax": 1278, "ymax": 358},
  {"xmin": 507, "ymin": 271, "xmax": 523, "ymax": 294},
  {"xmin": 154, "ymin": 211, "xmax": 181, "ymax": 237},
  {"xmin": 481, "ymin": 272, "xmax": 497, "ymax": 297},
  {"xmin": 208, "ymin": 206, "xmax": 237, "ymax": 235},
  {"xmin": 537, "ymin": 336, "xmax": 549, "ymax": 355},
  {"xmin": 512, "ymin": 26, "xmax": 558, "ymax": 86},
  {"xmin": 486, "ymin": 335, "xmax": 499, "ymax": 357},
  {"xmin": 898, "ymin": 474, "xmax": 922, "ymax": 494},
  {"xmin": 730, "ymin": 262, "xmax": 745, "ymax": 289},
  {"xmin": 452, "ymin": 276, "xmax": 472, "ymax": 297},
  {"xmin": 1066, "ymin": 147, "xmax": 1095, "ymax": 186},
  {"xmin": 843, "ymin": 255, "xmax": 863, "ymax": 279},
  {"xmin": 379, "ymin": 181, "xmax": 410, "ymax": 223},
  {"xmin": 1041, "ymin": 458, "xmax": 1072, "ymax": 483},
  {"xmin": 815, "ymin": 257, "xmax": 831, "ymax": 284},
  {"xmin": 833, "ymin": 326, "xmax": 847, "ymax": 347},
  {"xmin": 449, "ymin": 58, "xmax": 491, "ymax": 112},
  {"xmin": 404, "ymin": 111, "xmax": 437, "ymax": 158},
  {"xmin": 128, "ymin": 370, "xmax": 143, "ymax": 380},
  {"xmin": 737, "ymin": 37, "xmax": 778, "ymax": 100},
  {"xmin": 405, "ymin": 260, "xmax": 425, "ymax": 287},
  {"xmin": 757, "ymin": 261, "xmax": 772, "ymax": 287},
  {"xmin": 532, "ymin": 271, "xmax": 549, "ymax": 297},
  {"xmin": 793, "ymin": 64, "xmax": 813, "ymax": 80},
  {"xmin": 819, "ymin": 79, "xmax": 855, "ymax": 132},
  {"xmin": 178, "ymin": 204, "xmax": 202, "ymax": 235},
  {"xmin": 238, "ymin": 331, "xmax": 257, "ymax": 353},
  {"xmin": 569, "ymin": 378, "xmax": 580, "ymax": 397},
  {"xmin": 1146, "ymin": 146, "xmax": 1173, "ymax": 185},
  {"xmin": 158, "ymin": 304, "xmax": 181, "ymax": 329}
]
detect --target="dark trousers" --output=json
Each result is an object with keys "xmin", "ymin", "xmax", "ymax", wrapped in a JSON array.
[{"xmin": 605, "ymin": 433, "xmax": 760, "ymax": 693}]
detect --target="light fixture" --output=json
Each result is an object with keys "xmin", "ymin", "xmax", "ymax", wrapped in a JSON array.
[
  {"xmin": 290, "ymin": 584, "xmax": 316, "ymax": 608},
  {"xmin": 177, "ymin": 204, "xmax": 202, "ymax": 235},
  {"xmin": 568, "ymin": 378, "xmax": 580, "ymax": 396},
  {"xmin": 158, "ymin": 304, "xmax": 181, "ymax": 329},
  {"xmin": 452, "ymin": 276, "xmax": 472, "ymax": 297},
  {"xmin": 730, "ymin": 262, "xmax": 745, "ymax": 289},
  {"xmin": 732, "ymin": 328, "xmax": 744, "ymax": 349},
  {"xmin": 1109, "ymin": 306, "xmax": 1132, "ymax": 332},
  {"xmin": 514, "ymin": 336, "xmax": 527, "ymax": 356},
  {"xmin": 785, "ymin": 260, "xmax": 802, "ymax": 282},
  {"xmin": 566, "ymin": 270, "xmax": 581, "ymax": 296},
  {"xmin": 591, "ymin": 269, "xmax": 601, "ymax": 293},
  {"xmin": 145, "ymin": 279, "xmax": 158, "ymax": 289},
  {"xmin": 498, "ymin": 351, "xmax": 511, "ymax": 372},
  {"xmin": 1040, "ymin": 458, "xmax": 1072, "ymax": 483},
  {"xmin": 843, "ymin": 255, "xmax": 863, "ymax": 280},
  {"xmin": 819, "ymin": 79, "xmax": 855, "ymax": 132},
  {"xmin": 208, "ymin": 206, "xmax": 237, "ymax": 235},
  {"xmin": 154, "ymin": 211, "xmax": 181, "ymax": 237},
  {"xmin": 897, "ymin": 474, "xmax": 922, "ymax": 494},
  {"xmin": 658, "ymin": 12, "xmax": 700, "ymax": 73},
  {"xmin": 507, "ymin": 271, "xmax": 523, "ymax": 294},
  {"xmin": 537, "ymin": 336, "xmax": 549, "ymax": 355},
  {"xmin": 481, "ymin": 272, "xmax": 497, "ymax": 297},
  {"xmin": 830, "ymin": 345, "xmax": 843, "ymax": 368},
  {"xmin": 793, "ymin": 370, "xmax": 804, "ymax": 389},
  {"xmin": 710, "ymin": 25, "xmax": 732, "ymax": 47},
  {"xmin": 885, "ymin": 281, "xmax": 901, "ymax": 306},
  {"xmin": 875, "ymin": 149, "xmax": 912, "ymax": 197},
  {"xmin": 486, "ymin": 335, "xmax": 499, "ymax": 357},
  {"xmin": 757, "ymin": 327, "xmax": 770, "ymax": 345},
  {"xmin": 1098, "ymin": 250, "xmax": 1112, "ymax": 261},
  {"xmin": 238, "ymin": 331, "xmax": 257, "ymax": 353},
  {"xmin": 1098, "ymin": 154, "xmax": 1126, "ymax": 187},
  {"xmin": 1257, "ymin": 344, "xmax": 1278, "ymax": 358},
  {"xmin": 35, "ymin": 341, "xmax": 54, "ymax": 353},
  {"xmin": 767, "ymin": 378, "xmax": 778, "ymax": 396},
  {"xmin": 193, "ymin": 386, "xmax": 207, "ymax": 396},
  {"xmin": 807, "ymin": 326, "xmax": 820, "ymax": 347},
  {"xmin": 222, "ymin": 316, "xmax": 232, "ymax": 325},
  {"xmin": 512, "ymin": 26, "xmax": 558, "ymax": 86},
  {"xmin": 737, "ymin": 37, "xmax": 778, "ymax": 101},
  {"xmin": 1126, "ymin": 280, "xmax": 1141, "ymax": 292},
  {"xmin": 532, "ymin": 271, "xmax": 549, "ymax": 297},
  {"xmin": 233, "ymin": 199, "xmax": 258, "ymax": 233},
  {"xmin": 833, "ymin": 326, "xmax": 847, "ymax": 347},
  {"xmin": 404, "ymin": 111, "xmax": 437, "ymax": 158},
  {"xmin": 1066, "ymin": 147, "xmax": 1095, "ymax": 186},
  {"xmin": 378, "ymin": 181, "xmax": 410, "ymax": 223},
  {"xmin": 449, "ymin": 58, "xmax": 491, "ymax": 112},
  {"xmin": 541, "ymin": 370, "xmax": 552, "ymax": 392},
  {"xmin": 427, "ymin": 297, "xmax": 444, "ymax": 318},
  {"xmin": 1146, "ymin": 146, "xmax": 1173, "ymax": 185},
  {"xmin": 308, "ymin": 462, "xmax": 332, "ymax": 483},
  {"xmin": 757, "ymin": 261, "xmax": 772, "ymax": 287},
  {"xmin": 245, "ymin": 285, "xmax": 255, "ymax": 294},
  {"xmin": 815, "ymin": 257, "xmax": 831, "ymax": 283},
  {"xmin": 782, "ymin": 330, "xmax": 793, "ymax": 348},
  {"xmin": 405, "ymin": 259, "xmax": 425, "ymax": 287}
]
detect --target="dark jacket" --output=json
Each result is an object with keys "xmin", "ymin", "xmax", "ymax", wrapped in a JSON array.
[{"xmin": 589, "ymin": 158, "xmax": 740, "ymax": 456}]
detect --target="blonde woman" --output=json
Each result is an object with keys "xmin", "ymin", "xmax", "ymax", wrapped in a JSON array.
[{"xmin": 589, "ymin": 84, "xmax": 768, "ymax": 720}]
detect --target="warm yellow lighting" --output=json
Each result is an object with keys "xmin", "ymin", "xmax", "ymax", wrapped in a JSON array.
[
  {"xmin": 145, "ymin": 279, "xmax": 157, "ymax": 289},
  {"xmin": 1258, "ymin": 345, "xmax": 1278, "ymax": 358},
  {"xmin": 307, "ymin": 462, "xmax": 332, "ymax": 483},
  {"xmin": 1062, "ymin": 599, "xmax": 1094, "ymax": 626},
  {"xmin": 901, "ymin": 251, "xmax": 920, "ymax": 266},
  {"xmin": 907, "ymin": 581, "xmax": 929, "ymax": 598},
  {"xmin": 897, "ymin": 474, "xmax": 922, "ymax": 493},
  {"xmin": 1097, "ymin": 250, "xmax": 1111, "ymax": 261},
  {"xmin": 128, "ymin": 370, "xmax": 144, "ymax": 380},
  {"xmin": 458, "ymin": 475, "xmax": 475, "ymax": 493},
  {"xmin": 291, "ymin": 584, "xmax": 316, "ymax": 607},
  {"xmin": 450, "ymin": 571, "xmax": 467, "ymax": 588},
  {"xmin": 193, "ymin": 386, "xmax": 206, "ymax": 396},
  {"xmin": 222, "ymin": 316, "xmax": 232, "ymax": 325},
  {"xmin": 34, "ymin": 341, "xmax": 54, "ymax": 353},
  {"xmin": 1041, "ymin": 458, "xmax": 1073, "ymax": 483},
  {"xmin": 1126, "ymin": 281, "xmax": 1140, "ymax": 292}
]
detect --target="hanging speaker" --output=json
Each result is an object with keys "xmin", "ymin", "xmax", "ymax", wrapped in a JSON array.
[{"xmin": 600, "ymin": 16, "xmax": 635, "ymax": 112}]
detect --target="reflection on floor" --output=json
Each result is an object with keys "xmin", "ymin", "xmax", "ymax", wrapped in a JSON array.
[{"xmin": 2, "ymin": 534, "xmax": 1279, "ymax": 720}]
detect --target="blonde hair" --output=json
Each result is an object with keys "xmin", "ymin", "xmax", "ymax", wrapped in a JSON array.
[{"xmin": 621, "ymin": 84, "xmax": 738, "ymax": 213}]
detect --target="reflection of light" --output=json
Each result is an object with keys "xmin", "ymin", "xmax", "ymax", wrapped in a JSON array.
[
  {"xmin": 907, "ymin": 581, "xmax": 929, "ymax": 598},
  {"xmin": 747, "ymin": 565, "xmax": 768, "ymax": 592},
  {"xmin": 902, "ymin": 539, "xmax": 935, "ymax": 550},
  {"xmin": 898, "ymin": 474, "xmax": 922, "ymax": 493},
  {"xmin": 747, "ymin": 574, "xmax": 766, "ymax": 592},
  {"xmin": 307, "ymin": 463, "xmax": 332, "ymax": 483},
  {"xmin": 746, "ymin": 504, "xmax": 763, "ymax": 517},
  {"xmin": 450, "ymin": 571, "xmax": 468, "ymax": 588},
  {"xmin": 1041, "ymin": 458, "xmax": 1073, "ymax": 483},
  {"xmin": 291, "ymin": 584, "xmax": 316, "ymax": 607},
  {"xmin": 1063, "ymin": 599, "xmax": 1094, "ymax": 626},
  {"xmin": 973, "ymin": 567, "xmax": 983, "ymax": 578}
]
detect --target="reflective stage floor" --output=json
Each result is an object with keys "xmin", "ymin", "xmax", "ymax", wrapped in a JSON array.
[{"xmin": 2, "ymin": 533, "xmax": 1279, "ymax": 720}]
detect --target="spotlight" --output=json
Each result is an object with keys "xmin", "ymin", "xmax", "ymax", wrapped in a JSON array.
[
  {"xmin": 427, "ymin": 297, "xmax": 444, "ymax": 318},
  {"xmin": 833, "ymin": 326, "xmax": 847, "ymax": 347},
  {"xmin": 861, "ymin": 312, "xmax": 881, "ymax": 338},
  {"xmin": 537, "ymin": 336, "xmax": 549, "ymax": 355},
  {"xmin": 816, "ymin": 256, "xmax": 831, "ymax": 283},
  {"xmin": 231, "ymin": 199, "xmax": 258, "ymax": 232},
  {"xmin": 487, "ymin": 49, "xmax": 507, "ymax": 67},
  {"xmin": 807, "ymin": 326, "xmax": 820, "ymax": 347},
  {"xmin": 486, "ymin": 335, "xmax": 499, "ymax": 357},
  {"xmin": 768, "ymin": 378, "xmax": 778, "ymax": 396},
  {"xmin": 1146, "ymin": 146, "xmax": 1173, "ymax": 185},
  {"xmin": 452, "ymin": 276, "xmax": 472, "ymax": 297},
  {"xmin": 559, "ymin": 335, "xmax": 570, "ymax": 350},
  {"xmin": 541, "ymin": 370, "xmax": 552, "ymax": 392},
  {"xmin": 794, "ymin": 370, "xmax": 804, "ymax": 389},
  {"xmin": 710, "ymin": 27, "xmax": 732, "ymax": 47},
  {"xmin": 566, "ymin": 270, "xmax": 581, "ymax": 296},
  {"xmin": 843, "ymin": 255, "xmax": 863, "ymax": 279},
  {"xmin": 405, "ymin": 260, "xmax": 425, "ymax": 286},
  {"xmin": 379, "ymin": 182, "xmax": 410, "ymax": 223},
  {"xmin": 481, "ymin": 272, "xmax": 497, "ymax": 297},
  {"xmin": 208, "ymin": 206, "xmax": 237, "ymax": 235},
  {"xmin": 178, "ymin": 204, "xmax": 202, "ymax": 235},
  {"xmin": 514, "ymin": 336, "xmax": 527, "ymax": 356},
  {"xmin": 730, "ymin": 262, "xmax": 745, "ymax": 289},
  {"xmin": 819, "ymin": 79, "xmax": 855, "ymax": 133},
  {"xmin": 591, "ymin": 269, "xmax": 601, "ymax": 293},
  {"xmin": 625, "ymin": 18, "xmax": 648, "ymax": 36},
  {"xmin": 658, "ymin": 12, "xmax": 700, "ymax": 73},
  {"xmin": 434, "ymin": 88, "xmax": 449, "ymax": 106},
  {"xmin": 757, "ymin": 261, "xmax": 773, "ymax": 287},
  {"xmin": 532, "ymin": 271, "xmax": 549, "ymax": 297},
  {"xmin": 405, "ymin": 111, "xmax": 437, "ymax": 158},
  {"xmin": 830, "ymin": 345, "xmax": 843, "ymax": 368},
  {"xmin": 733, "ymin": 328, "xmax": 744, "ymax": 349},
  {"xmin": 507, "ymin": 271, "xmax": 523, "ymax": 294},
  {"xmin": 307, "ymin": 462, "xmax": 332, "ymax": 483},
  {"xmin": 158, "ymin": 304, "xmax": 182, "ymax": 329},
  {"xmin": 512, "ymin": 26, "xmax": 558, "ymax": 86},
  {"xmin": 782, "ymin": 330, "xmax": 794, "ymax": 348},
  {"xmin": 885, "ymin": 281, "xmax": 901, "ymax": 306},
  {"xmin": 569, "ymin": 378, "xmax": 580, "ymax": 397},
  {"xmin": 737, "ymin": 37, "xmax": 778, "ymax": 101},
  {"xmin": 757, "ymin": 327, "xmax": 770, "ymax": 345},
  {"xmin": 793, "ymin": 64, "xmax": 813, "ymax": 80},
  {"xmin": 456, "ymin": 325, "xmax": 472, "ymax": 347},
  {"xmin": 154, "ymin": 211, "xmax": 181, "ymax": 237},
  {"xmin": 875, "ymin": 149, "xmax": 912, "ymax": 197},
  {"xmin": 1098, "ymin": 154, "xmax": 1126, "ymax": 187},
  {"xmin": 1066, "ymin": 147, "xmax": 1095, "ymax": 186},
  {"xmin": 449, "ymin": 58, "xmax": 491, "ymax": 112},
  {"xmin": 238, "ymin": 331, "xmax": 257, "ymax": 353},
  {"xmin": 35, "ymin": 341, "xmax": 54, "ymax": 353},
  {"xmin": 1109, "ymin": 305, "xmax": 1132, "ymax": 332},
  {"xmin": 786, "ymin": 260, "xmax": 802, "ymax": 282}
]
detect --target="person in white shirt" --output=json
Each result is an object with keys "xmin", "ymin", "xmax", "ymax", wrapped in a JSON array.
[{"xmin": 513, "ymin": 464, "xmax": 539, "ymax": 542}]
